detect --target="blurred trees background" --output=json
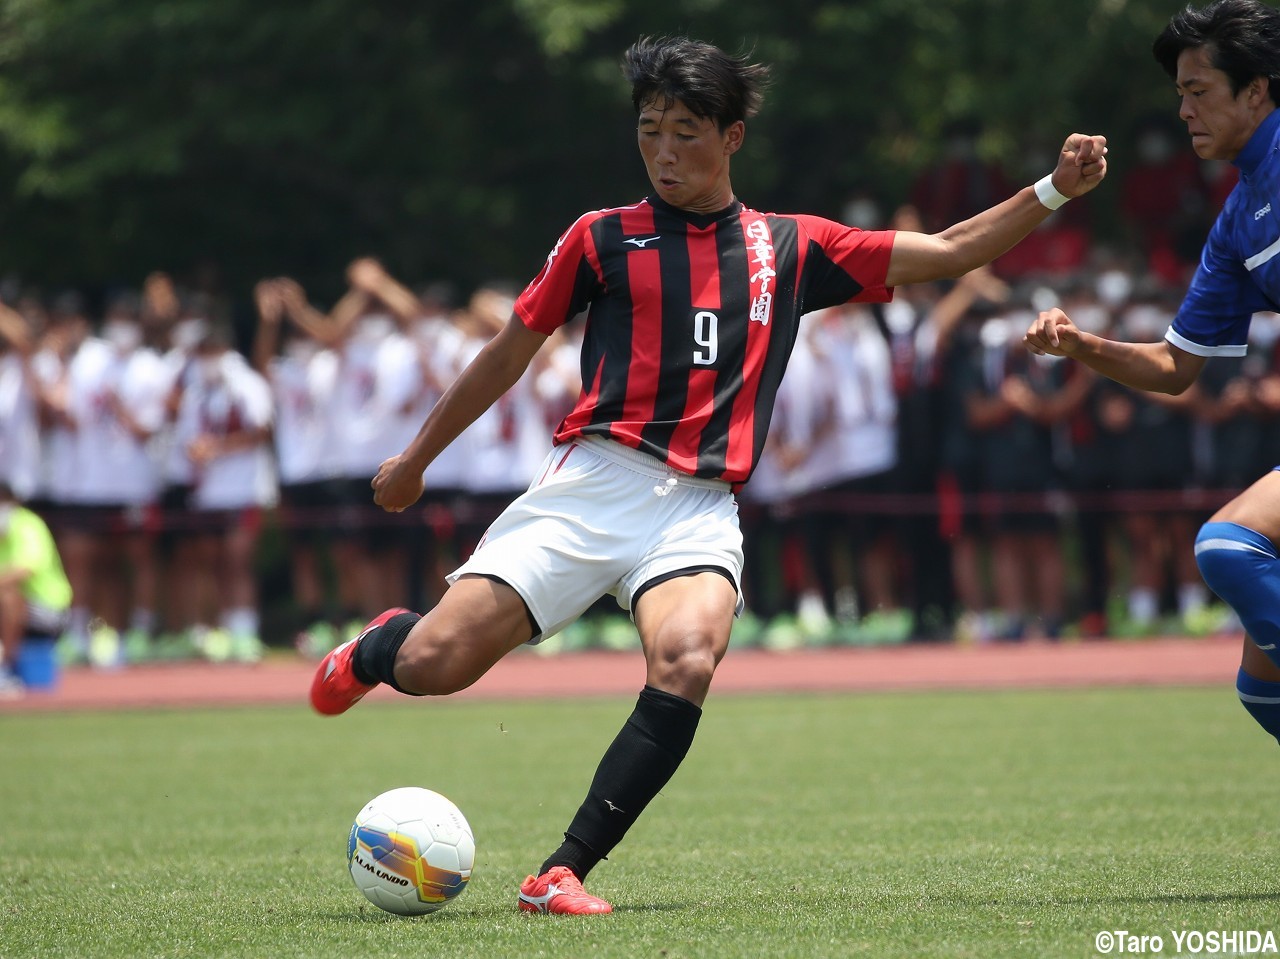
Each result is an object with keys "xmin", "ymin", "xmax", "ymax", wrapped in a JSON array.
[{"xmin": 0, "ymin": 0, "xmax": 1180, "ymax": 301}]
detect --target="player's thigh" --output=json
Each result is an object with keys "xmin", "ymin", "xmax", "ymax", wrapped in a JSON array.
[
  {"xmin": 1210, "ymin": 469, "xmax": 1280, "ymax": 543},
  {"xmin": 633, "ymin": 571, "xmax": 738, "ymax": 705},
  {"xmin": 1242, "ymin": 633, "xmax": 1280, "ymax": 681},
  {"xmin": 397, "ymin": 573, "xmax": 535, "ymax": 693}
]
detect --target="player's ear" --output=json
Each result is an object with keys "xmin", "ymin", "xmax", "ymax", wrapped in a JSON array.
[
  {"xmin": 724, "ymin": 120, "xmax": 745, "ymax": 156},
  {"xmin": 1248, "ymin": 75, "xmax": 1270, "ymax": 106}
]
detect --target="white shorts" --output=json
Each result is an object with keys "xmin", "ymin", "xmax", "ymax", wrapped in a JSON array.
[{"xmin": 447, "ymin": 436, "xmax": 745, "ymax": 643}]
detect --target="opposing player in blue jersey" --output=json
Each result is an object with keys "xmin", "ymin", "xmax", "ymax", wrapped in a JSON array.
[{"xmin": 1025, "ymin": 0, "xmax": 1280, "ymax": 745}]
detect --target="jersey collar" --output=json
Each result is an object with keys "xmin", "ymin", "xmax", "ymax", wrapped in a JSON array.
[
  {"xmin": 647, "ymin": 194, "xmax": 743, "ymax": 229},
  {"xmin": 1234, "ymin": 107, "xmax": 1280, "ymax": 179}
]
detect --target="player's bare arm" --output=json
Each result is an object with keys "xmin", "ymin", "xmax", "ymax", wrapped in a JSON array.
[
  {"xmin": 1023, "ymin": 307, "xmax": 1207, "ymax": 395},
  {"xmin": 372, "ymin": 315, "xmax": 548, "ymax": 512},
  {"xmin": 885, "ymin": 133, "xmax": 1108, "ymax": 287}
]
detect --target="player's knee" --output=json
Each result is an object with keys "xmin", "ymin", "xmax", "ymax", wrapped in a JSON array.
[
  {"xmin": 646, "ymin": 627, "xmax": 722, "ymax": 698},
  {"xmin": 1194, "ymin": 521, "xmax": 1273, "ymax": 602}
]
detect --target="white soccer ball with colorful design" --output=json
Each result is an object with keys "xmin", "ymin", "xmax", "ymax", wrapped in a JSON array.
[{"xmin": 347, "ymin": 787, "xmax": 475, "ymax": 915}]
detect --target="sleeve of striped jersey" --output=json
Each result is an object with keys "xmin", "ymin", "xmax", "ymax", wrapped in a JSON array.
[
  {"xmin": 514, "ymin": 212, "xmax": 605, "ymax": 336},
  {"xmin": 1170, "ymin": 214, "xmax": 1266, "ymax": 356},
  {"xmin": 793, "ymin": 216, "xmax": 896, "ymax": 310}
]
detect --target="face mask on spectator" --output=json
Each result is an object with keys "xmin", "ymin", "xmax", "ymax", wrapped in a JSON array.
[
  {"xmin": 843, "ymin": 197, "xmax": 881, "ymax": 230},
  {"xmin": 979, "ymin": 317, "xmax": 1011, "ymax": 348},
  {"xmin": 355, "ymin": 316, "xmax": 394, "ymax": 343},
  {"xmin": 285, "ymin": 339, "xmax": 318, "ymax": 364},
  {"xmin": 172, "ymin": 318, "xmax": 208, "ymax": 352},
  {"xmin": 1071, "ymin": 305, "xmax": 1109, "ymax": 335},
  {"xmin": 103, "ymin": 320, "xmax": 142, "ymax": 353},
  {"xmin": 1096, "ymin": 270, "xmax": 1132, "ymax": 309},
  {"xmin": 1248, "ymin": 312, "xmax": 1280, "ymax": 352},
  {"xmin": 1137, "ymin": 131, "xmax": 1173, "ymax": 165},
  {"xmin": 196, "ymin": 356, "xmax": 224, "ymax": 386}
]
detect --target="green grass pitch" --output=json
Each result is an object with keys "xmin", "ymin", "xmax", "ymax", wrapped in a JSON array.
[{"xmin": 2, "ymin": 687, "xmax": 1277, "ymax": 958}]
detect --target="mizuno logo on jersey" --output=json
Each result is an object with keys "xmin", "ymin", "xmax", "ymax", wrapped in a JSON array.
[
  {"xmin": 624, "ymin": 235, "xmax": 661, "ymax": 249},
  {"xmin": 1256, "ymin": 203, "xmax": 1272, "ymax": 221}
]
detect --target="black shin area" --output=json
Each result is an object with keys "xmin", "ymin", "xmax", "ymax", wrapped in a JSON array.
[
  {"xmin": 351, "ymin": 612, "xmax": 421, "ymax": 693},
  {"xmin": 538, "ymin": 834, "xmax": 602, "ymax": 881},
  {"xmin": 542, "ymin": 685, "xmax": 702, "ymax": 879}
]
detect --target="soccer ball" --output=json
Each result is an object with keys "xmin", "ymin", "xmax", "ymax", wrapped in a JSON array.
[{"xmin": 347, "ymin": 786, "xmax": 475, "ymax": 915}]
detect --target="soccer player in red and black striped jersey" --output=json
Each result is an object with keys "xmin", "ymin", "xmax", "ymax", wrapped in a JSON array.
[{"xmin": 311, "ymin": 35, "xmax": 1108, "ymax": 914}]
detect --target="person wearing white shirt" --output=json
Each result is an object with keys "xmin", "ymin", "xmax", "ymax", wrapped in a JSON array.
[
  {"xmin": 0, "ymin": 297, "xmax": 40, "ymax": 504},
  {"xmin": 797, "ymin": 304, "xmax": 901, "ymax": 632},
  {"xmin": 738, "ymin": 329, "xmax": 830, "ymax": 643},
  {"xmin": 27, "ymin": 295, "xmax": 92, "ymax": 657},
  {"xmin": 171, "ymin": 324, "xmax": 276, "ymax": 660},
  {"xmin": 341, "ymin": 261, "xmax": 473, "ymax": 612},
  {"xmin": 318, "ymin": 304, "xmax": 419, "ymax": 624},
  {"xmin": 58, "ymin": 294, "xmax": 170, "ymax": 661},
  {"xmin": 253, "ymin": 279, "xmax": 342, "ymax": 649}
]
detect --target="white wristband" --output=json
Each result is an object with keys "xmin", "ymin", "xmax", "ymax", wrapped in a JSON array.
[{"xmin": 1034, "ymin": 175, "xmax": 1071, "ymax": 211}]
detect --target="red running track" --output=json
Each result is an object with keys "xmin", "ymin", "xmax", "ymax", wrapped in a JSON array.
[{"xmin": 0, "ymin": 634, "xmax": 1245, "ymax": 713}]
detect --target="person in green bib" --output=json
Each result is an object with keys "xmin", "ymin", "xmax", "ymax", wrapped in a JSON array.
[{"xmin": 0, "ymin": 482, "xmax": 72, "ymax": 695}]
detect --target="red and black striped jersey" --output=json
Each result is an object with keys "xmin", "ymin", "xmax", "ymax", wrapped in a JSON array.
[{"xmin": 515, "ymin": 195, "xmax": 896, "ymax": 486}]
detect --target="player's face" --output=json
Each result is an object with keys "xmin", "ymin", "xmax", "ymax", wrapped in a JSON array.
[
  {"xmin": 637, "ymin": 98, "xmax": 743, "ymax": 214},
  {"xmin": 1174, "ymin": 45, "xmax": 1265, "ymax": 161}
]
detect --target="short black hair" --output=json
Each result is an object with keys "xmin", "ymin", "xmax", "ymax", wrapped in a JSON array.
[
  {"xmin": 105, "ymin": 289, "xmax": 143, "ymax": 320},
  {"xmin": 50, "ymin": 290, "xmax": 86, "ymax": 320},
  {"xmin": 1153, "ymin": 0, "xmax": 1280, "ymax": 104},
  {"xmin": 622, "ymin": 36, "xmax": 771, "ymax": 129}
]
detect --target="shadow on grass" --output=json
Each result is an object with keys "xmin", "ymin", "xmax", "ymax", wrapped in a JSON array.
[
  {"xmin": 1085, "ymin": 890, "xmax": 1280, "ymax": 907},
  {"xmin": 319, "ymin": 908, "xmax": 473, "ymax": 924},
  {"xmin": 610, "ymin": 901, "xmax": 685, "ymax": 914},
  {"xmin": 316, "ymin": 899, "xmax": 686, "ymax": 922},
  {"xmin": 949, "ymin": 890, "xmax": 1280, "ymax": 908}
]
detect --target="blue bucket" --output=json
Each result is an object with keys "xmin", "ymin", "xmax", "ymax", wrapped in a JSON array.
[{"xmin": 16, "ymin": 638, "xmax": 59, "ymax": 690}]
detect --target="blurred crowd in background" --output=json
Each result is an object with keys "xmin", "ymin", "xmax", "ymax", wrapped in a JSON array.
[{"xmin": 0, "ymin": 125, "xmax": 1267, "ymax": 665}]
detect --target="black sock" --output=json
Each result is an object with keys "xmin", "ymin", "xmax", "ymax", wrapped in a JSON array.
[
  {"xmin": 539, "ymin": 834, "xmax": 602, "ymax": 881},
  {"xmin": 541, "ymin": 685, "xmax": 702, "ymax": 880},
  {"xmin": 351, "ymin": 612, "xmax": 421, "ymax": 692}
]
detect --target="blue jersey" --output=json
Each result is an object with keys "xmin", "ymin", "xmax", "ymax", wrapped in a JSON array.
[{"xmin": 1168, "ymin": 108, "xmax": 1280, "ymax": 357}]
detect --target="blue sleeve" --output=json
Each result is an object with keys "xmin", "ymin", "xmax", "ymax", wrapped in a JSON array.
[{"xmin": 1169, "ymin": 208, "xmax": 1271, "ymax": 357}]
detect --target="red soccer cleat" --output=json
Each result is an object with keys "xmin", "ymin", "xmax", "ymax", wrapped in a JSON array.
[
  {"xmin": 309, "ymin": 608, "xmax": 411, "ymax": 716},
  {"xmin": 518, "ymin": 866, "xmax": 613, "ymax": 915}
]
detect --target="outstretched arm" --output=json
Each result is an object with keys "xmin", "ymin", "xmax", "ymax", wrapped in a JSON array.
[
  {"xmin": 886, "ymin": 134, "xmax": 1108, "ymax": 287},
  {"xmin": 275, "ymin": 277, "xmax": 357, "ymax": 348},
  {"xmin": 250, "ymin": 280, "xmax": 285, "ymax": 375},
  {"xmin": 372, "ymin": 315, "xmax": 548, "ymax": 511},
  {"xmin": 1023, "ymin": 307, "xmax": 1207, "ymax": 395},
  {"xmin": 0, "ymin": 300, "xmax": 32, "ymax": 355},
  {"xmin": 929, "ymin": 265, "xmax": 1009, "ymax": 354},
  {"xmin": 347, "ymin": 258, "xmax": 429, "ymax": 328}
]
